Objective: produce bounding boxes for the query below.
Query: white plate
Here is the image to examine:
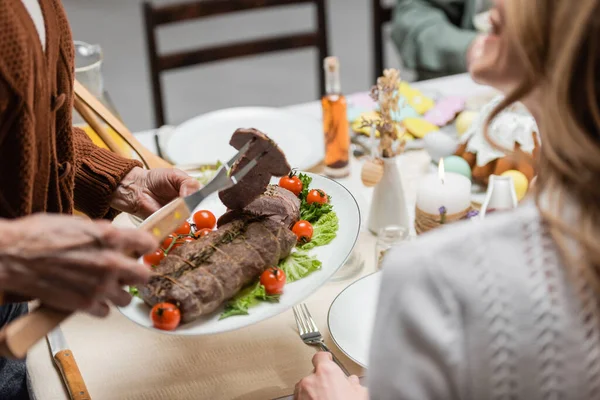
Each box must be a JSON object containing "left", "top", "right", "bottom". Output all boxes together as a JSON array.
[
  {"left": 119, "top": 173, "right": 361, "bottom": 335},
  {"left": 165, "top": 107, "right": 324, "bottom": 170},
  {"left": 328, "top": 272, "right": 381, "bottom": 368}
]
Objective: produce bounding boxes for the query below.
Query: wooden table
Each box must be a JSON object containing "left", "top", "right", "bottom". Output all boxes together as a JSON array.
[{"left": 26, "top": 74, "right": 490, "bottom": 400}]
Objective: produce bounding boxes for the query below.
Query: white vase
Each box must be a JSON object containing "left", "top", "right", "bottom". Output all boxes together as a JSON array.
[{"left": 368, "top": 157, "right": 411, "bottom": 235}]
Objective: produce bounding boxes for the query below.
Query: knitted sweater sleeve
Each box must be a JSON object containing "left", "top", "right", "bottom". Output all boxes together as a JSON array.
[
  {"left": 71, "top": 127, "right": 141, "bottom": 220},
  {"left": 368, "top": 243, "right": 466, "bottom": 400}
]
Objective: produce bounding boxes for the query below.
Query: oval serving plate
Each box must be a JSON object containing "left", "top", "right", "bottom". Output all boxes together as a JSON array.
[{"left": 119, "top": 172, "right": 361, "bottom": 336}]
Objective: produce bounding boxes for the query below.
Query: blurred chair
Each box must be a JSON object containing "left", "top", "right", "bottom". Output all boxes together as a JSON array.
[
  {"left": 372, "top": 0, "right": 393, "bottom": 84},
  {"left": 143, "top": 0, "right": 330, "bottom": 128}
]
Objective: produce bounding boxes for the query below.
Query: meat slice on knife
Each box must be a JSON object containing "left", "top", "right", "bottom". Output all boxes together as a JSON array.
[{"left": 219, "top": 128, "right": 291, "bottom": 210}]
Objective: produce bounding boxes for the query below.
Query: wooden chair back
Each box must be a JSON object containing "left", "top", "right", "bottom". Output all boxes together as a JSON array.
[
  {"left": 143, "top": 0, "right": 330, "bottom": 128},
  {"left": 372, "top": 0, "right": 393, "bottom": 84}
]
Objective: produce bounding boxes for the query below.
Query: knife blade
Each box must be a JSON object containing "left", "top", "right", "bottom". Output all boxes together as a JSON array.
[{"left": 46, "top": 327, "right": 91, "bottom": 400}]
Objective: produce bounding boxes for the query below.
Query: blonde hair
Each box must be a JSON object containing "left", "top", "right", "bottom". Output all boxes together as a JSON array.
[{"left": 484, "top": 0, "right": 600, "bottom": 289}]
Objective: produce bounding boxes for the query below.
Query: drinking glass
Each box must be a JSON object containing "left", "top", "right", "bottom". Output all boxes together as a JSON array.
[{"left": 375, "top": 226, "right": 410, "bottom": 270}]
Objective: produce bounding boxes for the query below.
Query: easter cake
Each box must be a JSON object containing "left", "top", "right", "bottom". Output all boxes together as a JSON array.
[{"left": 455, "top": 96, "right": 540, "bottom": 186}]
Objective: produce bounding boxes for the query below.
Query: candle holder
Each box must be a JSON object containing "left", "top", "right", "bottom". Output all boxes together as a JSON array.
[{"left": 414, "top": 205, "right": 478, "bottom": 235}]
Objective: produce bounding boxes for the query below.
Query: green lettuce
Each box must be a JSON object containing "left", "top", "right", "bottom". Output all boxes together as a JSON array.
[
  {"left": 299, "top": 212, "right": 338, "bottom": 250},
  {"left": 297, "top": 173, "right": 333, "bottom": 222},
  {"left": 279, "top": 250, "right": 322, "bottom": 283},
  {"left": 298, "top": 173, "right": 312, "bottom": 202},
  {"left": 128, "top": 286, "right": 140, "bottom": 298},
  {"left": 220, "top": 282, "right": 280, "bottom": 319}
]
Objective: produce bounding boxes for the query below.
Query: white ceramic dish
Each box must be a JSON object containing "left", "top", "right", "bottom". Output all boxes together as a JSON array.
[
  {"left": 165, "top": 107, "right": 325, "bottom": 171},
  {"left": 119, "top": 172, "right": 361, "bottom": 335},
  {"left": 328, "top": 272, "right": 381, "bottom": 368}
]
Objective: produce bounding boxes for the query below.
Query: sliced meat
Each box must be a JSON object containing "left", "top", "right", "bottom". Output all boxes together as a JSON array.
[
  {"left": 219, "top": 128, "right": 291, "bottom": 210},
  {"left": 218, "top": 185, "right": 300, "bottom": 228},
  {"left": 138, "top": 218, "right": 296, "bottom": 323}
]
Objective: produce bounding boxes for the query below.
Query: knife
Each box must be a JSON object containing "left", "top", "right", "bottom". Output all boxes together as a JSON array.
[{"left": 46, "top": 327, "right": 91, "bottom": 400}]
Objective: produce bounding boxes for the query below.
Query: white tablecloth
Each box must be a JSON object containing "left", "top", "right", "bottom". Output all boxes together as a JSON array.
[{"left": 26, "top": 74, "right": 490, "bottom": 400}]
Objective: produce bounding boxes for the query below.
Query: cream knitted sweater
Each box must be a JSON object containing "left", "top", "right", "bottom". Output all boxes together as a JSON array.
[{"left": 369, "top": 200, "right": 600, "bottom": 399}]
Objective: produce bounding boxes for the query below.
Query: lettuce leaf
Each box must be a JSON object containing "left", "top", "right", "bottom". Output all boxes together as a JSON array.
[
  {"left": 299, "top": 212, "right": 338, "bottom": 250},
  {"left": 297, "top": 173, "right": 333, "bottom": 222},
  {"left": 298, "top": 173, "right": 312, "bottom": 202},
  {"left": 300, "top": 201, "right": 333, "bottom": 223},
  {"left": 220, "top": 282, "right": 280, "bottom": 320},
  {"left": 279, "top": 250, "right": 322, "bottom": 283}
]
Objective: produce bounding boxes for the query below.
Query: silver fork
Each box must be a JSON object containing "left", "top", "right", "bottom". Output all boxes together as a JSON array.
[
  {"left": 181, "top": 138, "right": 261, "bottom": 209},
  {"left": 293, "top": 303, "right": 350, "bottom": 376}
]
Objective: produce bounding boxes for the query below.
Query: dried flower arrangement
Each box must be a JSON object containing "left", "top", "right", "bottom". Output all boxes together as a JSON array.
[
  {"left": 360, "top": 69, "right": 407, "bottom": 158},
  {"left": 360, "top": 69, "right": 407, "bottom": 188}
]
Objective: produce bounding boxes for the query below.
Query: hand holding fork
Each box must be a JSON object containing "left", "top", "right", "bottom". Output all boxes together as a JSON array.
[{"left": 292, "top": 303, "right": 350, "bottom": 376}]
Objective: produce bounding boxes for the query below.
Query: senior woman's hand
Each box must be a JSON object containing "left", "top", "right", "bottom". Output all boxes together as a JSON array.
[
  {"left": 0, "top": 214, "right": 157, "bottom": 317},
  {"left": 295, "top": 352, "right": 368, "bottom": 400},
  {"left": 110, "top": 167, "right": 201, "bottom": 219}
]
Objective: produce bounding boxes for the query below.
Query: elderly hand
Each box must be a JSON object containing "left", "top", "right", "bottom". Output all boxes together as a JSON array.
[
  {"left": 294, "top": 352, "right": 368, "bottom": 400},
  {"left": 110, "top": 167, "right": 201, "bottom": 219},
  {"left": 0, "top": 214, "right": 156, "bottom": 317}
]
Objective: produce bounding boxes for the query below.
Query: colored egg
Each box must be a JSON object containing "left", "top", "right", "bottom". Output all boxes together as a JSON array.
[
  {"left": 501, "top": 170, "right": 529, "bottom": 201},
  {"left": 443, "top": 155, "right": 472, "bottom": 180},
  {"left": 423, "top": 131, "right": 458, "bottom": 163},
  {"left": 455, "top": 111, "right": 479, "bottom": 137},
  {"left": 403, "top": 118, "right": 439, "bottom": 138},
  {"left": 398, "top": 82, "right": 435, "bottom": 114}
]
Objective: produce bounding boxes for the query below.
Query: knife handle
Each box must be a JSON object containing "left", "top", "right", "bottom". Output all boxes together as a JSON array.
[
  {"left": 54, "top": 349, "right": 91, "bottom": 400},
  {"left": 0, "top": 306, "right": 68, "bottom": 359},
  {"left": 138, "top": 197, "right": 191, "bottom": 239}
]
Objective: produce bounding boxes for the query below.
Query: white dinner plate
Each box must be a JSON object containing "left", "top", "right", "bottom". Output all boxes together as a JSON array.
[
  {"left": 119, "top": 172, "right": 361, "bottom": 335},
  {"left": 165, "top": 107, "right": 325, "bottom": 170},
  {"left": 328, "top": 272, "right": 382, "bottom": 368}
]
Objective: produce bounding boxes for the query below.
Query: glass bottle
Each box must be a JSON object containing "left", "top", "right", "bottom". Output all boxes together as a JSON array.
[{"left": 322, "top": 57, "right": 350, "bottom": 178}]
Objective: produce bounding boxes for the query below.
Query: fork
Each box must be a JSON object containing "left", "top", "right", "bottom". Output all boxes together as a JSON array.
[{"left": 293, "top": 303, "right": 350, "bottom": 376}]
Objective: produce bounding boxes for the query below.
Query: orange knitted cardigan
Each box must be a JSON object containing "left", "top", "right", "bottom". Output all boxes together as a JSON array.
[{"left": 0, "top": 0, "right": 141, "bottom": 220}]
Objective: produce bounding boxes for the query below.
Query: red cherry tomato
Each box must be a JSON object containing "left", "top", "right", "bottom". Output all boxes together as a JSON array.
[
  {"left": 173, "top": 221, "right": 191, "bottom": 236},
  {"left": 181, "top": 236, "right": 195, "bottom": 244},
  {"left": 306, "top": 189, "right": 328, "bottom": 205},
  {"left": 161, "top": 235, "right": 175, "bottom": 250},
  {"left": 143, "top": 249, "right": 165, "bottom": 266},
  {"left": 150, "top": 302, "right": 181, "bottom": 331},
  {"left": 260, "top": 267, "right": 286, "bottom": 295},
  {"left": 292, "top": 220, "right": 314, "bottom": 244},
  {"left": 279, "top": 175, "right": 303, "bottom": 196},
  {"left": 193, "top": 210, "right": 216, "bottom": 230},
  {"left": 194, "top": 228, "right": 212, "bottom": 238}
]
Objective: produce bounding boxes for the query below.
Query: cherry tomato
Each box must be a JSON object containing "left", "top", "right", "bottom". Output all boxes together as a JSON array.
[
  {"left": 150, "top": 302, "right": 181, "bottom": 331},
  {"left": 161, "top": 235, "right": 175, "bottom": 250},
  {"left": 143, "top": 249, "right": 165, "bottom": 266},
  {"left": 306, "top": 189, "right": 328, "bottom": 205},
  {"left": 260, "top": 267, "right": 286, "bottom": 295},
  {"left": 292, "top": 220, "right": 314, "bottom": 244},
  {"left": 181, "top": 236, "right": 195, "bottom": 244},
  {"left": 173, "top": 221, "right": 191, "bottom": 236},
  {"left": 279, "top": 174, "right": 303, "bottom": 196},
  {"left": 194, "top": 228, "right": 212, "bottom": 238},
  {"left": 193, "top": 210, "right": 216, "bottom": 230}
]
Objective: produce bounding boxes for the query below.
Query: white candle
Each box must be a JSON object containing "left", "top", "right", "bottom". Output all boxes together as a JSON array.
[{"left": 416, "top": 159, "right": 472, "bottom": 215}]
